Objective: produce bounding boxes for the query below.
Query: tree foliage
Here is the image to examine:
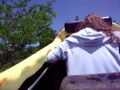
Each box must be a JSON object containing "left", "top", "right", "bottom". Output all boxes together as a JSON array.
[{"left": 0, "top": 0, "right": 56, "bottom": 66}]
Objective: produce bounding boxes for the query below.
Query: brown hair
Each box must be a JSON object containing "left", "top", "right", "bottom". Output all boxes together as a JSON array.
[{"left": 80, "top": 13, "right": 120, "bottom": 42}]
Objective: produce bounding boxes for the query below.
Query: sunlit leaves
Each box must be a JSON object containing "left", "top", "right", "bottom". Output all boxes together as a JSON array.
[{"left": 0, "top": 0, "right": 56, "bottom": 65}]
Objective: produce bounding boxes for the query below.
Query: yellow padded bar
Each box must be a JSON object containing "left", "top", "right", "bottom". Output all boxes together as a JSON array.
[
  {"left": 0, "top": 28, "right": 67, "bottom": 90},
  {"left": 112, "top": 22, "right": 120, "bottom": 31}
]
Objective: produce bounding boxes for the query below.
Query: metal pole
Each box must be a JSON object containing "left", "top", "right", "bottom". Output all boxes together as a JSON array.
[{"left": 27, "top": 67, "right": 48, "bottom": 90}]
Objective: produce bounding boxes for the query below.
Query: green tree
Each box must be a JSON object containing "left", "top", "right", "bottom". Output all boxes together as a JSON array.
[{"left": 0, "top": 0, "right": 56, "bottom": 66}]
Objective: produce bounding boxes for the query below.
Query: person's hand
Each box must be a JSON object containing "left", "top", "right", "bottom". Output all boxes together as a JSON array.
[
  {"left": 50, "top": 28, "right": 68, "bottom": 49},
  {"left": 56, "top": 28, "right": 68, "bottom": 42}
]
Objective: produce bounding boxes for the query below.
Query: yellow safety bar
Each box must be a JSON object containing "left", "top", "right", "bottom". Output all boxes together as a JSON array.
[
  {"left": 0, "top": 21, "right": 120, "bottom": 90},
  {"left": 0, "top": 28, "right": 67, "bottom": 90}
]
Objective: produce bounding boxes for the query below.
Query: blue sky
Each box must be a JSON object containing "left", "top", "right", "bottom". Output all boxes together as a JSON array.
[{"left": 30, "top": 0, "right": 120, "bottom": 31}]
